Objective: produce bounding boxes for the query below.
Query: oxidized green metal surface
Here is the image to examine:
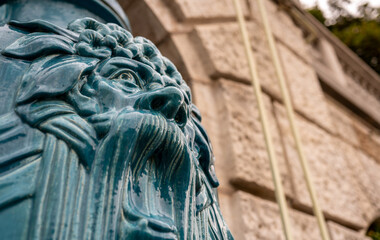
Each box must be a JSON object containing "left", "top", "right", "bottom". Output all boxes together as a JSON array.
[{"left": 0, "top": 1, "right": 233, "bottom": 239}]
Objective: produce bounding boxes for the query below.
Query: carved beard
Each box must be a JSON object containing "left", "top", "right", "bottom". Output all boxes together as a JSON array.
[
  {"left": 84, "top": 111, "right": 196, "bottom": 240},
  {"left": 15, "top": 96, "right": 199, "bottom": 240}
]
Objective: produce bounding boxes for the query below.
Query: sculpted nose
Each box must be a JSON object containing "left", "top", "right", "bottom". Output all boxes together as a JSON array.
[{"left": 139, "top": 87, "right": 188, "bottom": 126}]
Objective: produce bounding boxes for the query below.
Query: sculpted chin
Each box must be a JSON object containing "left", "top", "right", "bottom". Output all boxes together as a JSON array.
[{"left": 0, "top": 18, "right": 233, "bottom": 240}]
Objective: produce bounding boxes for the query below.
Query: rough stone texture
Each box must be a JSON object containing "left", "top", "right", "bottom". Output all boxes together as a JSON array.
[
  {"left": 274, "top": 103, "right": 371, "bottom": 228},
  {"left": 192, "top": 23, "right": 333, "bottom": 132},
  {"left": 191, "top": 22, "right": 281, "bottom": 98},
  {"left": 345, "top": 74, "right": 380, "bottom": 125},
  {"left": 278, "top": 44, "right": 334, "bottom": 132},
  {"left": 122, "top": 0, "right": 380, "bottom": 237},
  {"left": 326, "top": 98, "right": 380, "bottom": 216},
  {"left": 353, "top": 117, "right": 380, "bottom": 164},
  {"left": 217, "top": 79, "right": 293, "bottom": 198},
  {"left": 190, "top": 80, "right": 235, "bottom": 193},
  {"left": 117, "top": 0, "right": 135, "bottom": 10},
  {"left": 123, "top": 0, "right": 195, "bottom": 43},
  {"left": 155, "top": 34, "right": 207, "bottom": 85},
  {"left": 353, "top": 149, "right": 380, "bottom": 211},
  {"left": 357, "top": 152, "right": 380, "bottom": 209},
  {"left": 336, "top": 140, "right": 380, "bottom": 222},
  {"left": 248, "top": 0, "right": 310, "bottom": 59},
  {"left": 327, "top": 98, "right": 360, "bottom": 146},
  {"left": 230, "top": 191, "right": 320, "bottom": 240},
  {"left": 328, "top": 222, "right": 372, "bottom": 240},
  {"left": 167, "top": 0, "right": 248, "bottom": 21},
  {"left": 167, "top": 34, "right": 211, "bottom": 82},
  {"left": 123, "top": 0, "right": 168, "bottom": 43},
  {"left": 217, "top": 191, "right": 236, "bottom": 236}
]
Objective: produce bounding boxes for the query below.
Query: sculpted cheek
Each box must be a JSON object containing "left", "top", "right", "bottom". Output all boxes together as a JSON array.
[
  {"left": 67, "top": 83, "right": 100, "bottom": 117},
  {"left": 92, "top": 78, "right": 137, "bottom": 112}
]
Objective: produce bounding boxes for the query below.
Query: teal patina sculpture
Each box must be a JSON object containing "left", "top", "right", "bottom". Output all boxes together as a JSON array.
[{"left": 0, "top": 1, "right": 233, "bottom": 240}]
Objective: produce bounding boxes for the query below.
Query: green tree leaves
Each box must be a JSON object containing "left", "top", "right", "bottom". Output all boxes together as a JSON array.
[{"left": 308, "top": 1, "right": 380, "bottom": 74}]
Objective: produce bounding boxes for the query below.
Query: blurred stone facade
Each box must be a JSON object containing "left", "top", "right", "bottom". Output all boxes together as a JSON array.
[{"left": 119, "top": 0, "right": 380, "bottom": 239}]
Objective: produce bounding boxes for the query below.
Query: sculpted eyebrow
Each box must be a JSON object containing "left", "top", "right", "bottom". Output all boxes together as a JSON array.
[
  {"left": 98, "top": 61, "right": 136, "bottom": 76},
  {"left": 99, "top": 59, "right": 156, "bottom": 80}
]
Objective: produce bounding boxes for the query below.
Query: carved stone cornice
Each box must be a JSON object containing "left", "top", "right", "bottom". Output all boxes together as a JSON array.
[{"left": 279, "top": 0, "right": 380, "bottom": 128}]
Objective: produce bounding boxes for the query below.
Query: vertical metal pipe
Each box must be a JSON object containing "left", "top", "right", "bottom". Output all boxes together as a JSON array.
[
  {"left": 255, "top": 0, "right": 331, "bottom": 239},
  {"left": 231, "top": 0, "right": 294, "bottom": 239}
]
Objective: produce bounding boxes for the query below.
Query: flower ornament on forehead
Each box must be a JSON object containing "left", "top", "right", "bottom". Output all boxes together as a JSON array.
[{"left": 1, "top": 17, "right": 233, "bottom": 240}]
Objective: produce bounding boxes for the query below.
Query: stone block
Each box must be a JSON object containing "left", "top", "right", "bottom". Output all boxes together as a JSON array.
[
  {"left": 168, "top": 34, "right": 211, "bottom": 82},
  {"left": 217, "top": 191, "right": 235, "bottom": 234},
  {"left": 336, "top": 140, "right": 379, "bottom": 221},
  {"left": 353, "top": 147, "right": 380, "bottom": 210},
  {"left": 145, "top": 0, "right": 193, "bottom": 35},
  {"left": 192, "top": 22, "right": 332, "bottom": 131},
  {"left": 230, "top": 191, "right": 320, "bottom": 240},
  {"left": 328, "top": 222, "right": 372, "bottom": 240},
  {"left": 249, "top": 0, "right": 310, "bottom": 59},
  {"left": 156, "top": 34, "right": 197, "bottom": 84},
  {"left": 217, "top": 79, "right": 293, "bottom": 197},
  {"left": 353, "top": 119, "right": 380, "bottom": 164},
  {"left": 327, "top": 98, "right": 359, "bottom": 146},
  {"left": 117, "top": 0, "right": 135, "bottom": 9},
  {"left": 278, "top": 44, "right": 333, "bottom": 131},
  {"left": 124, "top": 0, "right": 167, "bottom": 43},
  {"left": 274, "top": 103, "right": 371, "bottom": 228},
  {"left": 168, "top": 0, "right": 248, "bottom": 21},
  {"left": 124, "top": 0, "right": 193, "bottom": 43},
  {"left": 190, "top": 80, "right": 234, "bottom": 192},
  {"left": 191, "top": 22, "right": 281, "bottom": 98}
]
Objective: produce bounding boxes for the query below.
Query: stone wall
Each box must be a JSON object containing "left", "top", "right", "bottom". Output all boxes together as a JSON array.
[{"left": 120, "top": 0, "right": 380, "bottom": 239}]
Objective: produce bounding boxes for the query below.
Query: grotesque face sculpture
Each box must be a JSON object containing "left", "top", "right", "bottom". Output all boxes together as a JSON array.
[{"left": 0, "top": 18, "right": 233, "bottom": 239}]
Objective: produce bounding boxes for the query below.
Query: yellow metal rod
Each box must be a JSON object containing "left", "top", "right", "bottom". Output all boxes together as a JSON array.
[
  {"left": 255, "top": 0, "right": 331, "bottom": 239},
  {"left": 231, "top": 0, "right": 294, "bottom": 239}
]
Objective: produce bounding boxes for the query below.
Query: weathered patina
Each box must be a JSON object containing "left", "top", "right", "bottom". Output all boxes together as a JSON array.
[{"left": 0, "top": 1, "right": 233, "bottom": 240}]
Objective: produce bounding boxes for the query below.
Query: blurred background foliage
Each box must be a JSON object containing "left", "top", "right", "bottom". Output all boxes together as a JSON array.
[
  {"left": 367, "top": 217, "right": 380, "bottom": 240},
  {"left": 307, "top": 0, "right": 380, "bottom": 75}
]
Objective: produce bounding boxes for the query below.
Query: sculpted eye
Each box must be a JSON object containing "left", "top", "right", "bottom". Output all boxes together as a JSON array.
[
  {"left": 109, "top": 70, "right": 142, "bottom": 88},
  {"left": 118, "top": 72, "right": 133, "bottom": 80}
]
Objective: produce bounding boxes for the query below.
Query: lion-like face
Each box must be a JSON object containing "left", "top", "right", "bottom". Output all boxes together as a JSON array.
[
  {"left": 81, "top": 56, "right": 191, "bottom": 131},
  {"left": 1, "top": 18, "right": 228, "bottom": 240},
  {"left": 84, "top": 57, "right": 199, "bottom": 239}
]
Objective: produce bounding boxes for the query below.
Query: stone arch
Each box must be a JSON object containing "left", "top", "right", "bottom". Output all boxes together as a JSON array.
[{"left": 119, "top": 1, "right": 197, "bottom": 86}]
